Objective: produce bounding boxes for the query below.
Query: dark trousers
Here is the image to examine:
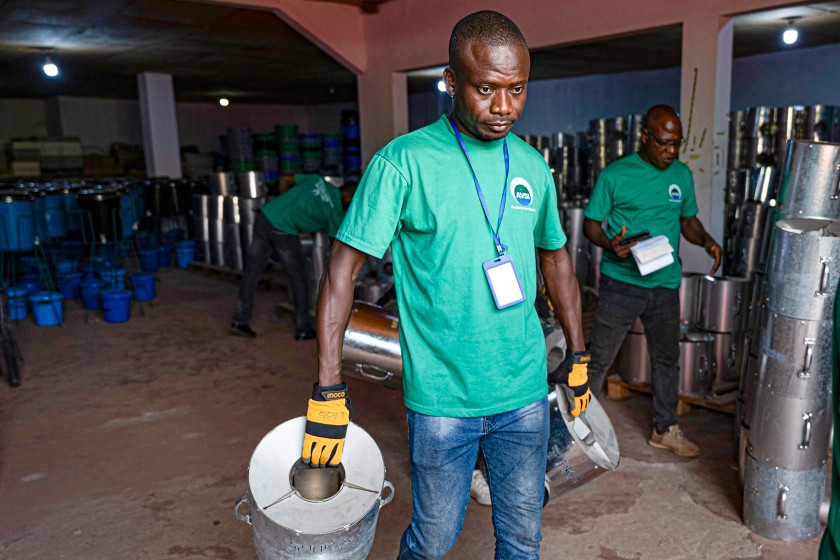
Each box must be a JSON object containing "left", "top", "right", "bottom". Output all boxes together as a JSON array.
[
  {"left": 588, "top": 275, "right": 681, "bottom": 433},
  {"left": 233, "top": 212, "right": 312, "bottom": 332}
]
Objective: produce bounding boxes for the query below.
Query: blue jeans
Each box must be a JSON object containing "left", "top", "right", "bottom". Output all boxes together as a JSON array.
[
  {"left": 588, "top": 274, "right": 681, "bottom": 433},
  {"left": 398, "top": 397, "right": 549, "bottom": 560}
]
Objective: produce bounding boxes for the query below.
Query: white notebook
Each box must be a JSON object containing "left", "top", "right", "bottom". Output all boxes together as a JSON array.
[{"left": 630, "top": 235, "right": 674, "bottom": 276}]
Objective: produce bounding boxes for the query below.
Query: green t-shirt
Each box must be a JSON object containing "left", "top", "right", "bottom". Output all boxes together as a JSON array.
[
  {"left": 260, "top": 175, "right": 344, "bottom": 236},
  {"left": 337, "top": 114, "right": 566, "bottom": 417},
  {"left": 583, "top": 152, "right": 698, "bottom": 289}
]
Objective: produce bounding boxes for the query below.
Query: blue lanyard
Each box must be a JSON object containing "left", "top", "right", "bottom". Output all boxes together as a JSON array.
[{"left": 449, "top": 114, "right": 510, "bottom": 257}]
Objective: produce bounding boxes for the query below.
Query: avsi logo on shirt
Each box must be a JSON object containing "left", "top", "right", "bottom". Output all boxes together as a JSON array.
[
  {"left": 510, "top": 178, "right": 533, "bottom": 206},
  {"left": 668, "top": 184, "right": 682, "bottom": 202}
]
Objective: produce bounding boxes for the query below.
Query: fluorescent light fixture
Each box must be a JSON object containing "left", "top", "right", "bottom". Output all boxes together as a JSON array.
[
  {"left": 42, "top": 56, "right": 59, "bottom": 78},
  {"left": 437, "top": 80, "right": 446, "bottom": 93},
  {"left": 219, "top": 98, "right": 230, "bottom": 107},
  {"left": 782, "top": 19, "right": 799, "bottom": 45}
]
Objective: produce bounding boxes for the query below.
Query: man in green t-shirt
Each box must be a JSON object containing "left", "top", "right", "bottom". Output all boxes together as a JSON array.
[
  {"left": 297, "top": 11, "right": 589, "bottom": 559},
  {"left": 230, "top": 175, "right": 352, "bottom": 340},
  {"left": 583, "top": 105, "right": 721, "bottom": 458}
]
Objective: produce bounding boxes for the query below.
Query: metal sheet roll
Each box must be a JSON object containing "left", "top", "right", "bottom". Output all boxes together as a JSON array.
[
  {"left": 237, "top": 172, "right": 267, "bottom": 199},
  {"left": 679, "top": 272, "right": 703, "bottom": 331},
  {"left": 775, "top": 140, "right": 840, "bottom": 220},
  {"left": 765, "top": 219, "right": 840, "bottom": 321},
  {"left": 679, "top": 332, "right": 714, "bottom": 396},
  {"left": 697, "top": 276, "right": 751, "bottom": 333},
  {"left": 743, "top": 452, "right": 825, "bottom": 541},
  {"left": 757, "top": 312, "right": 832, "bottom": 401},
  {"left": 747, "top": 390, "right": 831, "bottom": 471}
]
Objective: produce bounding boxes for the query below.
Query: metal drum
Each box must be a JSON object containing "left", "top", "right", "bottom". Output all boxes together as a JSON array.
[
  {"left": 697, "top": 276, "right": 751, "bottom": 333},
  {"left": 211, "top": 172, "right": 236, "bottom": 196},
  {"left": 545, "top": 389, "right": 619, "bottom": 505},
  {"left": 709, "top": 332, "right": 743, "bottom": 391},
  {"left": 618, "top": 332, "right": 649, "bottom": 385},
  {"left": 748, "top": 166, "right": 779, "bottom": 203},
  {"left": 776, "top": 141, "right": 840, "bottom": 220},
  {"left": 679, "top": 273, "right": 703, "bottom": 331},
  {"left": 679, "top": 332, "right": 714, "bottom": 396},
  {"left": 341, "top": 301, "right": 402, "bottom": 389},
  {"left": 237, "top": 171, "right": 267, "bottom": 199},
  {"left": 765, "top": 219, "right": 840, "bottom": 321},
  {"left": 757, "top": 312, "right": 833, "bottom": 401},
  {"left": 743, "top": 451, "right": 825, "bottom": 541},
  {"left": 234, "top": 417, "right": 394, "bottom": 559},
  {"left": 747, "top": 389, "right": 831, "bottom": 471}
]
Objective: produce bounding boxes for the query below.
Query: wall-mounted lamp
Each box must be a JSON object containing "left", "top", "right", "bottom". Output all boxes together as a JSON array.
[
  {"left": 219, "top": 98, "right": 230, "bottom": 107},
  {"left": 42, "top": 56, "right": 59, "bottom": 78},
  {"left": 782, "top": 19, "right": 799, "bottom": 45}
]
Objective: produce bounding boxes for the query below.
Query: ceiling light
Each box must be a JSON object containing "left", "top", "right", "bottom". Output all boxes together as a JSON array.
[
  {"left": 782, "top": 19, "right": 799, "bottom": 45},
  {"left": 42, "top": 56, "right": 59, "bottom": 78},
  {"left": 437, "top": 80, "right": 446, "bottom": 93},
  {"left": 219, "top": 98, "right": 229, "bottom": 107}
]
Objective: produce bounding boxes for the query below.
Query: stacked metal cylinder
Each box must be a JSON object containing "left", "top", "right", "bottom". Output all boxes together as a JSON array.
[
  {"left": 557, "top": 200, "right": 601, "bottom": 296},
  {"left": 740, "top": 138, "right": 840, "bottom": 541},
  {"left": 585, "top": 114, "right": 643, "bottom": 187},
  {"left": 197, "top": 171, "right": 265, "bottom": 270}
]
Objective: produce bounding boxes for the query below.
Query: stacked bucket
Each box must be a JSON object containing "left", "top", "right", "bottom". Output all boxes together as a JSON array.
[
  {"left": 741, "top": 139, "right": 840, "bottom": 541},
  {"left": 276, "top": 125, "right": 301, "bottom": 177},
  {"left": 254, "top": 134, "right": 279, "bottom": 191},
  {"left": 322, "top": 133, "right": 343, "bottom": 175},
  {"left": 299, "top": 133, "right": 322, "bottom": 174},
  {"left": 226, "top": 126, "right": 255, "bottom": 174},
  {"left": 341, "top": 110, "right": 362, "bottom": 179}
]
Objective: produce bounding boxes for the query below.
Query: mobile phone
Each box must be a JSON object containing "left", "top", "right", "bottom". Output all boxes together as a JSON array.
[{"left": 619, "top": 230, "right": 650, "bottom": 245}]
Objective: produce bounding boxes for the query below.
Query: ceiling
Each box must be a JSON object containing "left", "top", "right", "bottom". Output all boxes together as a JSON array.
[{"left": 1, "top": 1, "right": 840, "bottom": 103}]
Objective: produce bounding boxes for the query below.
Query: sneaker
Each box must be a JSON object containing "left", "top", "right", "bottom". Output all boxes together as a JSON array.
[
  {"left": 470, "top": 469, "right": 492, "bottom": 506},
  {"left": 295, "top": 328, "right": 316, "bottom": 341},
  {"left": 648, "top": 425, "right": 700, "bottom": 458},
  {"left": 229, "top": 323, "right": 257, "bottom": 338}
]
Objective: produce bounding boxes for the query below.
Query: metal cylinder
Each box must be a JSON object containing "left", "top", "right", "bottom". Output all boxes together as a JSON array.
[
  {"left": 697, "top": 276, "right": 751, "bottom": 333},
  {"left": 679, "top": 273, "right": 703, "bottom": 331},
  {"left": 678, "top": 332, "right": 714, "bottom": 396},
  {"left": 559, "top": 203, "right": 589, "bottom": 289},
  {"left": 237, "top": 171, "right": 267, "bottom": 199},
  {"left": 776, "top": 140, "right": 840, "bottom": 220},
  {"left": 748, "top": 166, "right": 780, "bottom": 204},
  {"left": 223, "top": 196, "right": 243, "bottom": 270},
  {"left": 341, "top": 302, "right": 402, "bottom": 388},
  {"left": 211, "top": 172, "right": 236, "bottom": 196},
  {"left": 708, "top": 332, "right": 744, "bottom": 391},
  {"left": 618, "top": 332, "right": 649, "bottom": 385},
  {"left": 765, "top": 219, "right": 840, "bottom": 322},
  {"left": 743, "top": 451, "right": 825, "bottom": 541}
]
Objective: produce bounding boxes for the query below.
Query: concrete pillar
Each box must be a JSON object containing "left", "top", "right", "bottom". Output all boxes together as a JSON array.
[
  {"left": 357, "top": 69, "right": 411, "bottom": 162},
  {"left": 137, "top": 72, "right": 182, "bottom": 179},
  {"left": 678, "top": 15, "right": 733, "bottom": 274}
]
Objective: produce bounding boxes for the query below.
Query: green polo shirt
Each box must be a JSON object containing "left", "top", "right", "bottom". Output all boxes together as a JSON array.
[
  {"left": 260, "top": 175, "right": 344, "bottom": 236},
  {"left": 337, "top": 114, "right": 566, "bottom": 417},
  {"left": 584, "top": 152, "right": 698, "bottom": 289}
]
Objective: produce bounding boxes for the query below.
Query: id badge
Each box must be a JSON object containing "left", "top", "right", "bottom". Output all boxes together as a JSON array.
[{"left": 482, "top": 254, "right": 526, "bottom": 310}]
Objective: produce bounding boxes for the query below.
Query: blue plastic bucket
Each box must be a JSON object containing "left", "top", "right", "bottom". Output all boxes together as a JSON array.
[
  {"left": 17, "top": 280, "right": 43, "bottom": 302},
  {"left": 81, "top": 279, "right": 106, "bottom": 310},
  {"left": 55, "top": 260, "right": 78, "bottom": 275},
  {"left": 130, "top": 273, "right": 156, "bottom": 301},
  {"left": 59, "top": 271, "right": 83, "bottom": 299},
  {"left": 175, "top": 240, "right": 195, "bottom": 269},
  {"left": 29, "top": 291, "right": 63, "bottom": 326},
  {"left": 102, "top": 289, "right": 131, "bottom": 323},
  {"left": 0, "top": 195, "right": 36, "bottom": 251},
  {"left": 7, "top": 287, "right": 29, "bottom": 320},
  {"left": 139, "top": 249, "right": 159, "bottom": 272},
  {"left": 157, "top": 246, "right": 172, "bottom": 268},
  {"left": 81, "top": 263, "right": 98, "bottom": 280},
  {"left": 101, "top": 267, "right": 126, "bottom": 290}
]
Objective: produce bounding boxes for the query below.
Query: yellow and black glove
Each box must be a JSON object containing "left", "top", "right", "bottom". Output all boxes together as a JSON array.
[
  {"left": 302, "top": 383, "right": 353, "bottom": 467},
  {"left": 548, "top": 351, "right": 591, "bottom": 417}
]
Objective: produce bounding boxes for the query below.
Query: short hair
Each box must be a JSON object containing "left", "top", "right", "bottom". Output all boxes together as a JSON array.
[
  {"left": 448, "top": 11, "right": 527, "bottom": 72},
  {"left": 643, "top": 104, "right": 680, "bottom": 129}
]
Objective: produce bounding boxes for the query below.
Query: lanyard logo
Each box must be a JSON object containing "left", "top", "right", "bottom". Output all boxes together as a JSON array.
[{"left": 510, "top": 177, "right": 533, "bottom": 207}]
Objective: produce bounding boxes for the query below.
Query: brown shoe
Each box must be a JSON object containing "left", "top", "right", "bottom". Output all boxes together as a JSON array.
[{"left": 648, "top": 425, "right": 700, "bottom": 458}]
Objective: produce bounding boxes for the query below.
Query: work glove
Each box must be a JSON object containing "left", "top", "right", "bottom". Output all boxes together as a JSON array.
[
  {"left": 548, "top": 350, "right": 592, "bottom": 418},
  {"left": 301, "top": 383, "right": 353, "bottom": 467}
]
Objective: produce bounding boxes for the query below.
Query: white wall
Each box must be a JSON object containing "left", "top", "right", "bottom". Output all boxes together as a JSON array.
[
  {"left": 0, "top": 99, "right": 48, "bottom": 143},
  {"left": 56, "top": 97, "right": 143, "bottom": 154}
]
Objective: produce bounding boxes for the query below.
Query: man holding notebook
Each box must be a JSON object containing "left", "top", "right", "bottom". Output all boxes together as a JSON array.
[{"left": 582, "top": 104, "right": 721, "bottom": 458}]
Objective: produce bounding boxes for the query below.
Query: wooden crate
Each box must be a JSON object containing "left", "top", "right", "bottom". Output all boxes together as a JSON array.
[{"left": 606, "top": 374, "right": 737, "bottom": 416}]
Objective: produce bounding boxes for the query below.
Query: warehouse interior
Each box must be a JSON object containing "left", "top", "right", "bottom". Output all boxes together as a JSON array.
[{"left": 2, "top": 0, "right": 840, "bottom": 558}]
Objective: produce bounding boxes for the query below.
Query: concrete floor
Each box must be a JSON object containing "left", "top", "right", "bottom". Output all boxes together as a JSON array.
[{"left": 0, "top": 268, "right": 824, "bottom": 559}]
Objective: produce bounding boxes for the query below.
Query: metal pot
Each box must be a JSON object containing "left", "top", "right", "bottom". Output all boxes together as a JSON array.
[
  {"left": 776, "top": 140, "right": 840, "bottom": 220},
  {"left": 679, "top": 332, "right": 714, "bottom": 396},
  {"left": 545, "top": 388, "right": 619, "bottom": 505},
  {"left": 679, "top": 273, "right": 703, "bottom": 330},
  {"left": 708, "top": 332, "right": 744, "bottom": 392},
  {"left": 618, "top": 332, "right": 649, "bottom": 385},
  {"left": 743, "top": 451, "right": 825, "bottom": 542},
  {"left": 697, "top": 276, "right": 751, "bottom": 333},
  {"left": 747, "top": 389, "right": 831, "bottom": 471},
  {"left": 341, "top": 301, "right": 402, "bottom": 389},
  {"left": 235, "top": 417, "right": 393, "bottom": 559},
  {"left": 757, "top": 312, "right": 833, "bottom": 401},
  {"left": 765, "top": 219, "right": 840, "bottom": 322}
]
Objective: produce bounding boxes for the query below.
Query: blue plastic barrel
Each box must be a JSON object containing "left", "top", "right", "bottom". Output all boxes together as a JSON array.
[
  {"left": 139, "top": 249, "right": 159, "bottom": 272},
  {"left": 59, "top": 271, "right": 83, "bottom": 299},
  {"left": 175, "top": 240, "right": 195, "bottom": 269},
  {"left": 157, "top": 246, "right": 172, "bottom": 268},
  {"left": 130, "top": 273, "right": 156, "bottom": 301},
  {"left": 7, "top": 287, "right": 29, "bottom": 320},
  {"left": 0, "top": 191, "right": 36, "bottom": 251},
  {"left": 29, "top": 291, "right": 63, "bottom": 326},
  {"left": 120, "top": 189, "right": 135, "bottom": 239},
  {"left": 63, "top": 188, "right": 82, "bottom": 232},
  {"left": 102, "top": 289, "right": 131, "bottom": 323},
  {"left": 44, "top": 191, "right": 67, "bottom": 238},
  {"left": 81, "top": 279, "right": 106, "bottom": 310},
  {"left": 55, "top": 260, "right": 77, "bottom": 275}
]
